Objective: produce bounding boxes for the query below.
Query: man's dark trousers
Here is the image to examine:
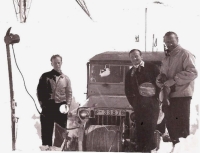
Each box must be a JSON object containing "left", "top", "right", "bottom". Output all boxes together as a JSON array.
[
  {"left": 165, "top": 97, "right": 191, "bottom": 145},
  {"left": 135, "top": 97, "right": 159, "bottom": 152},
  {"left": 40, "top": 101, "right": 67, "bottom": 146}
]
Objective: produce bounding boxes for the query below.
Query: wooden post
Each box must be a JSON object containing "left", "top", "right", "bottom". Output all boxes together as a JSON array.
[
  {"left": 6, "top": 43, "right": 16, "bottom": 151},
  {"left": 4, "top": 27, "right": 19, "bottom": 151}
]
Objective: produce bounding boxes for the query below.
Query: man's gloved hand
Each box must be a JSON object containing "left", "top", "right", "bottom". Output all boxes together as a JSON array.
[
  {"left": 156, "top": 75, "right": 163, "bottom": 88},
  {"left": 164, "top": 79, "right": 175, "bottom": 87},
  {"left": 156, "top": 73, "right": 167, "bottom": 88}
]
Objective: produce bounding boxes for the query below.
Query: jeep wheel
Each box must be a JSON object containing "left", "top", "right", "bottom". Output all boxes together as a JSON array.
[{"left": 85, "top": 125, "right": 122, "bottom": 152}]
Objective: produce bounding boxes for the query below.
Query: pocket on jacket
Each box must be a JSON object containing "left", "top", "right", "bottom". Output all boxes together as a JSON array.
[{"left": 59, "top": 88, "right": 66, "bottom": 95}]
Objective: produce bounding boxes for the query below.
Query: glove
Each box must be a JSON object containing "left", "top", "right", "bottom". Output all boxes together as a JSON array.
[
  {"left": 156, "top": 73, "right": 167, "bottom": 88},
  {"left": 164, "top": 79, "right": 175, "bottom": 87}
]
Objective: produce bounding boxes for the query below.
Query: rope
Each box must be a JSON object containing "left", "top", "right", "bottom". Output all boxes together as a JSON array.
[{"left": 11, "top": 45, "right": 43, "bottom": 116}]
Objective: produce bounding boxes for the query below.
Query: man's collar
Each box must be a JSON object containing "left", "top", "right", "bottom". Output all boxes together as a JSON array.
[
  {"left": 131, "top": 61, "right": 144, "bottom": 76},
  {"left": 133, "top": 61, "right": 144, "bottom": 68},
  {"left": 51, "top": 69, "right": 62, "bottom": 76},
  {"left": 167, "top": 45, "right": 181, "bottom": 56}
]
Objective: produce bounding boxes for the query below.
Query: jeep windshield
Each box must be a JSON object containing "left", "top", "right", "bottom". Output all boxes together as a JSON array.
[{"left": 90, "top": 64, "right": 131, "bottom": 83}]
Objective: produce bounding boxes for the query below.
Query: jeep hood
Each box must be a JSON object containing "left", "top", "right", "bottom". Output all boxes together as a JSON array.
[{"left": 82, "top": 95, "right": 132, "bottom": 109}]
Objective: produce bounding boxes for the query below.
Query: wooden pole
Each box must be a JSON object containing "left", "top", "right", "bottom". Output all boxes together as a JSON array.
[
  {"left": 6, "top": 44, "right": 16, "bottom": 151},
  {"left": 5, "top": 27, "right": 16, "bottom": 151}
]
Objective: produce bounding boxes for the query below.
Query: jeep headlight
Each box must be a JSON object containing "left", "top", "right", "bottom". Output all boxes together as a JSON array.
[
  {"left": 79, "top": 110, "right": 89, "bottom": 119},
  {"left": 130, "top": 112, "right": 135, "bottom": 122}
]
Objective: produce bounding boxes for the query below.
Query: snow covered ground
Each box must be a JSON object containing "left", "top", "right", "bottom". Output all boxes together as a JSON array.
[{"left": 0, "top": 101, "right": 198, "bottom": 152}]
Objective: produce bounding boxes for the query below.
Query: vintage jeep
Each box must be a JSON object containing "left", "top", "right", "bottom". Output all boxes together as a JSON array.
[{"left": 77, "top": 51, "right": 165, "bottom": 152}]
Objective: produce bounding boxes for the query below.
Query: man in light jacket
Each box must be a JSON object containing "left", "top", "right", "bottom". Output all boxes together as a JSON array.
[
  {"left": 37, "top": 54, "right": 72, "bottom": 147},
  {"left": 156, "top": 31, "right": 198, "bottom": 146}
]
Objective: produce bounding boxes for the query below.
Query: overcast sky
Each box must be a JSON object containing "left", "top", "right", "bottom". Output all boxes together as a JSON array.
[
  {"left": 0, "top": 0, "right": 199, "bottom": 104},
  {"left": 0, "top": 0, "right": 200, "bottom": 151}
]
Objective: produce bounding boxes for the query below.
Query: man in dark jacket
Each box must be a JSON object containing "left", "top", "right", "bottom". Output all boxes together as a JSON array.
[
  {"left": 125, "top": 49, "right": 160, "bottom": 152},
  {"left": 37, "top": 54, "right": 72, "bottom": 147}
]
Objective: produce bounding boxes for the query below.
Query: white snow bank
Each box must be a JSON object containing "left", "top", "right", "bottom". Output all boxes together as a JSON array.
[{"left": 172, "top": 129, "right": 200, "bottom": 153}]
